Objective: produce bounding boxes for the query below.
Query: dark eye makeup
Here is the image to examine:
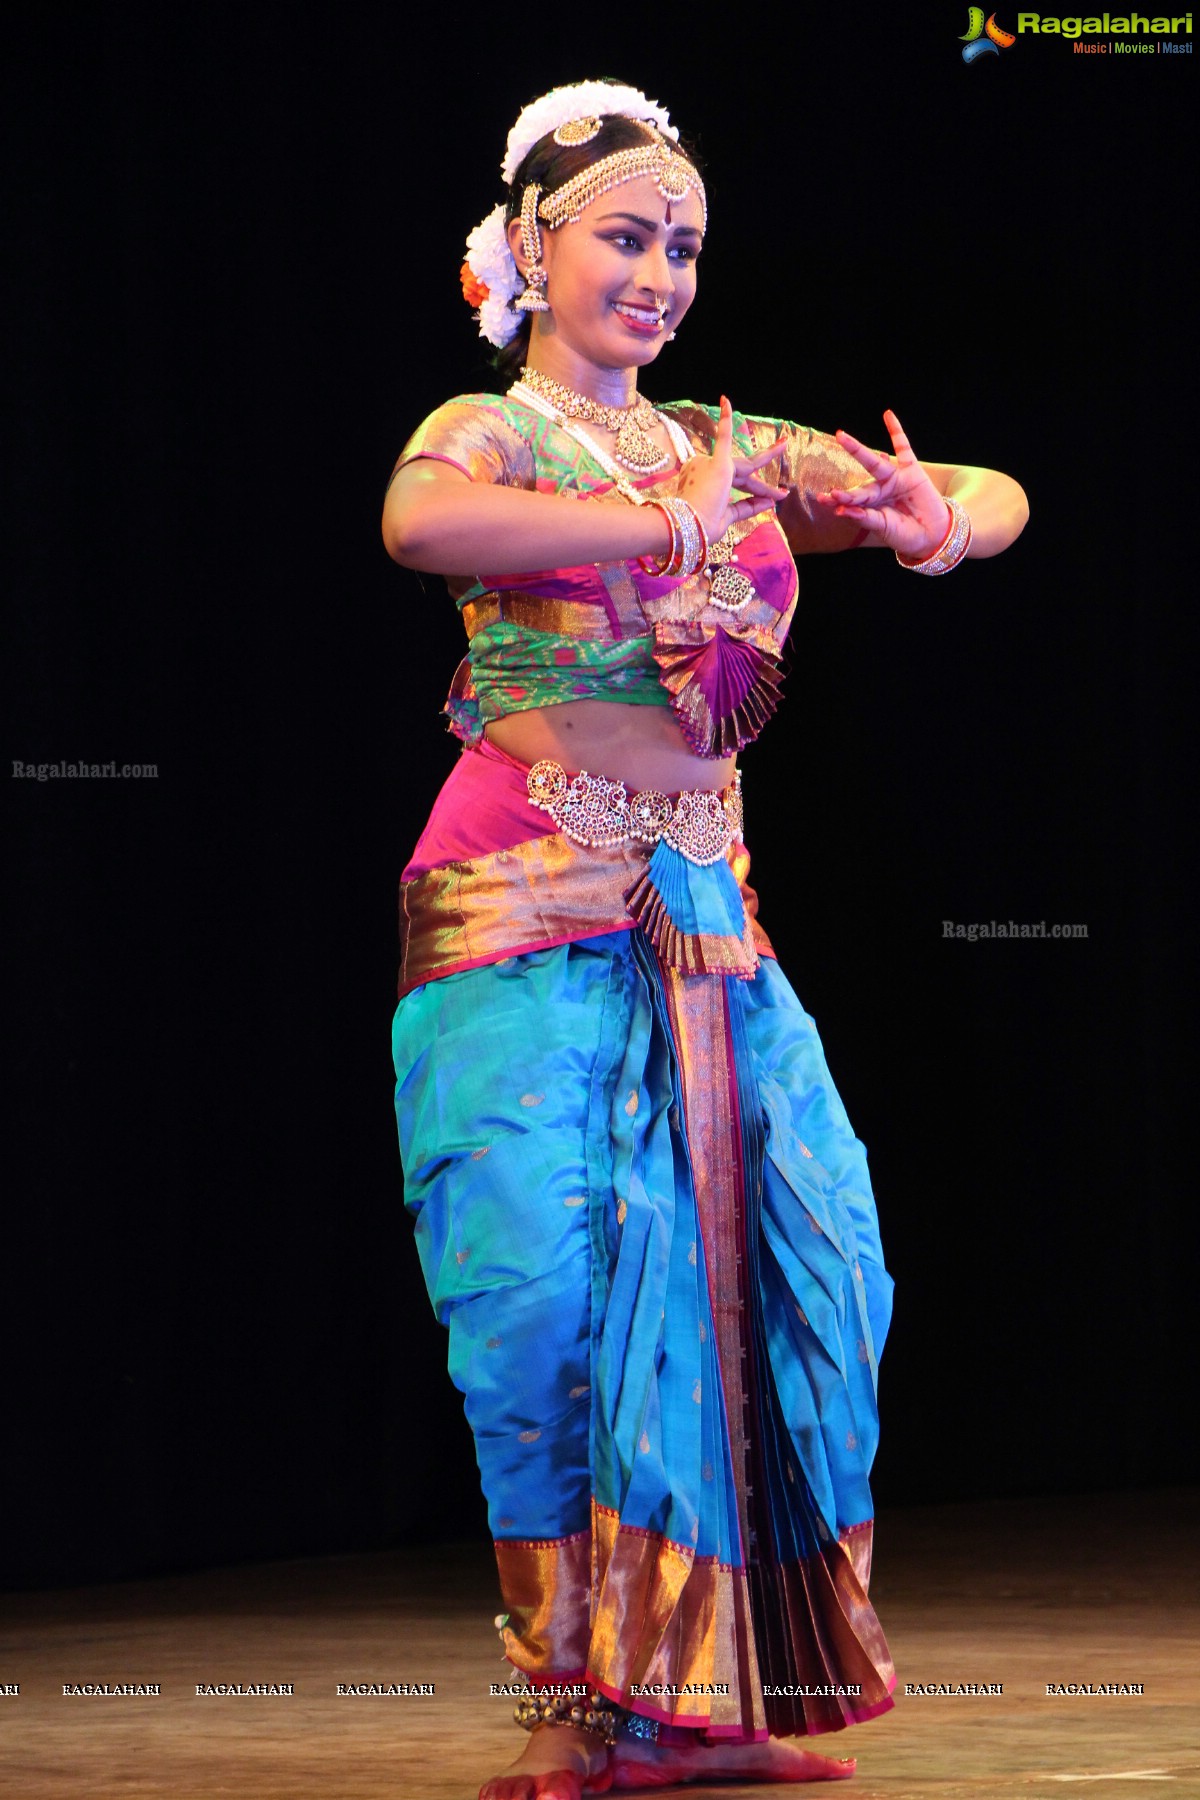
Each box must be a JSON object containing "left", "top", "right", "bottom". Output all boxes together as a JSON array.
[{"left": 602, "top": 232, "right": 700, "bottom": 260}]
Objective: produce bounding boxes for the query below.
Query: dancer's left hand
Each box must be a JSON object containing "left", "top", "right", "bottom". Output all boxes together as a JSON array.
[{"left": 816, "top": 409, "right": 953, "bottom": 559}]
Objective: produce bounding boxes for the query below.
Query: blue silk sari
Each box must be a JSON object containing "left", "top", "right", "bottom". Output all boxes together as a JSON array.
[{"left": 391, "top": 748, "right": 896, "bottom": 1742}]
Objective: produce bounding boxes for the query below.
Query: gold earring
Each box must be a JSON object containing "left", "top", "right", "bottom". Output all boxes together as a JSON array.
[{"left": 514, "top": 183, "right": 550, "bottom": 313}]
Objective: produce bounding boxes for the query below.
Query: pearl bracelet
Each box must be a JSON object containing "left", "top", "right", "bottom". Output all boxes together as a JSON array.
[{"left": 895, "top": 496, "right": 972, "bottom": 575}]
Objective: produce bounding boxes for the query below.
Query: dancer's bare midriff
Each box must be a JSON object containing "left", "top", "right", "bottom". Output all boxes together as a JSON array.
[{"left": 484, "top": 700, "right": 735, "bottom": 797}]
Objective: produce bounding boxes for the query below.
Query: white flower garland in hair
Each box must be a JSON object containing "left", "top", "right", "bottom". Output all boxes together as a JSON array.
[
  {"left": 463, "top": 204, "right": 525, "bottom": 347},
  {"left": 500, "top": 81, "right": 677, "bottom": 185},
  {"left": 461, "top": 81, "right": 680, "bottom": 349}
]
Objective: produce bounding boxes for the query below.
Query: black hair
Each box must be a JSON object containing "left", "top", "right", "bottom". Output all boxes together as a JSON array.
[{"left": 487, "top": 91, "right": 704, "bottom": 387}]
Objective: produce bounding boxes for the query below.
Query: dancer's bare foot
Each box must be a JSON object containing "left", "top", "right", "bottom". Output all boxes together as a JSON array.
[
  {"left": 610, "top": 1733, "right": 855, "bottom": 1788},
  {"left": 478, "top": 1722, "right": 612, "bottom": 1800}
]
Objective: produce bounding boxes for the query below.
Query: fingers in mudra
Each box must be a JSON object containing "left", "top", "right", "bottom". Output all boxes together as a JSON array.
[
  {"left": 738, "top": 473, "right": 788, "bottom": 500},
  {"left": 839, "top": 409, "right": 914, "bottom": 465},
  {"left": 819, "top": 482, "right": 889, "bottom": 511},
  {"left": 814, "top": 482, "right": 895, "bottom": 526},
  {"left": 681, "top": 398, "right": 789, "bottom": 536},
  {"left": 741, "top": 437, "right": 789, "bottom": 474},
  {"left": 717, "top": 396, "right": 788, "bottom": 485},
  {"left": 819, "top": 498, "right": 888, "bottom": 534},
  {"left": 881, "top": 407, "right": 917, "bottom": 458},
  {"left": 736, "top": 476, "right": 787, "bottom": 498},
  {"left": 835, "top": 409, "right": 922, "bottom": 491},
  {"left": 833, "top": 426, "right": 895, "bottom": 479},
  {"left": 822, "top": 410, "right": 925, "bottom": 516}
]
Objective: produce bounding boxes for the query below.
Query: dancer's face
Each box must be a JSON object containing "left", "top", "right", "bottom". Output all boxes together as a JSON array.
[{"left": 511, "top": 173, "right": 704, "bottom": 378}]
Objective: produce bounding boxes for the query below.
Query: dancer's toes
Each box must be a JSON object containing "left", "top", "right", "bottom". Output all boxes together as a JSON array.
[
  {"left": 532, "top": 1776, "right": 584, "bottom": 1800},
  {"left": 610, "top": 1734, "right": 856, "bottom": 1787},
  {"left": 478, "top": 1775, "right": 584, "bottom": 1800},
  {"left": 478, "top": 1723, "right": 609, "bottom": 1800},
  {"left": 763, "top": 1743, "right": 856, "bottom": 1782}
]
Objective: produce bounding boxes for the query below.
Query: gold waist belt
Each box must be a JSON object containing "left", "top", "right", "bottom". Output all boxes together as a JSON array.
[{"left": 526, "top": 759, "right": 743, "bottom": 867}]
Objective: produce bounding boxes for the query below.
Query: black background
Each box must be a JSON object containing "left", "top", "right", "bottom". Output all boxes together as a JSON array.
[{"left": 5, "top": 6, "right": 1194, "bottom": 1590}]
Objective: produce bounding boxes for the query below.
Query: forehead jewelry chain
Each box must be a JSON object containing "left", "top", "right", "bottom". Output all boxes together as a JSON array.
[{"left": 517, "top": 366, "right": 670, "bottom": 474}]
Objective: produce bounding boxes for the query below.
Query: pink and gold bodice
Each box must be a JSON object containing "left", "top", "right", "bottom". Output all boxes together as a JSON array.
[{"left": 389, "top": 394, "right": 867, "bottom": 757}]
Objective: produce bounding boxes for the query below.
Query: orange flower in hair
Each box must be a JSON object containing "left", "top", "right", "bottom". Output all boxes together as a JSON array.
[{"left": 460, "top": 261, "right": 490, "bottom": 308}]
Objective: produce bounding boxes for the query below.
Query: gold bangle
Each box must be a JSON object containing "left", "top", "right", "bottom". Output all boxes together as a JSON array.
[
  {"left": 896, "top": 497, "right": 972, "bottom": 575},
  {"left": 638, "top": 500, "right": 678, "bottom": 576},
  {"left": 635, "top": 498, "right": 708, "bottom": 580},
  {"left": 692, "top": 507, "right": 710, "bottom": 573},
  {"left": 661, "top": 497, "right": 705, "bottom": 577}
]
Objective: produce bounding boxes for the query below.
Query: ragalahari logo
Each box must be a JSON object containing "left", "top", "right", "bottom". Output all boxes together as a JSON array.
[{"left": 961, "top": 8, "right": 1017, "bottom": 58}]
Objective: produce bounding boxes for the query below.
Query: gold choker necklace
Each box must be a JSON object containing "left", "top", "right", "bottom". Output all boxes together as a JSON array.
[{"left": 516, "top": 367, "right": 670, "bottom": 474}]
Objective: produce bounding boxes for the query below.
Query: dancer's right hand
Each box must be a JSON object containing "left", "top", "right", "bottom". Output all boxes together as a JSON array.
[{"left": 675, "top": 395, "right": 788, "bottom": 540}]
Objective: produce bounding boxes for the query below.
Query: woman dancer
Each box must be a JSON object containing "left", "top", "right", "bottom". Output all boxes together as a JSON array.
[{"left": 383, "top": 80, "right": 1027, "bottom": 1800}]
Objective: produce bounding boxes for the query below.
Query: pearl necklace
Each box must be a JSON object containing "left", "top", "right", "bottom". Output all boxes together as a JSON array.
[{"left": 516, "top": 366, "right": 671, "bottom": 473}]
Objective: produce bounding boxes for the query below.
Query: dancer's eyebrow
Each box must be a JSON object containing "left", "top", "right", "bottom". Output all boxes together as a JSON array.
[{"left": 595, "top": 210, "right": 702, "bottom": 239}]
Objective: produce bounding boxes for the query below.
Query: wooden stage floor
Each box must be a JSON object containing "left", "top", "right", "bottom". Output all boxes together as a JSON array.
[{"left": 1, "top": 1487, "right": 1196, "bottom": 1799}]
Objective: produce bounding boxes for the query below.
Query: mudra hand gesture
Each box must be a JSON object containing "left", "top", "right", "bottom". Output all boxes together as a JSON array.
[
  {"left": 818, "top": 408, "right": 954, "bottom": 559},
  {"left": 675, "top": 395, "right": 789, "bottom": 540}
]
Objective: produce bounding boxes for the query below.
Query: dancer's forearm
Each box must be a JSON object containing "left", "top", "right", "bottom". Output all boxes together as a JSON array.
[
  {"left": 930, "top": 463, "right": 1030, "bottom": 558},
  {"left": 383, "top": 463, "right": 672, "bottom": 574}
]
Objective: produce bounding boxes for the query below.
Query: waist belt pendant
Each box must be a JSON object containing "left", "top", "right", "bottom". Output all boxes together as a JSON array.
[{"left": 527, "top": 760, "right": 757, "bottom": 978}]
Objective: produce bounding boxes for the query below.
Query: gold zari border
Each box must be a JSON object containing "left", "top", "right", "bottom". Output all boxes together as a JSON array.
[
  {"left": 495, "top": 1510, "right": 892, "bottom": 1737},
  {"left": 462, "top": 594, "right": 644, "bottom": 644},
  {"left": 399, "top": 832, "right": 772, "bottom": 997}
]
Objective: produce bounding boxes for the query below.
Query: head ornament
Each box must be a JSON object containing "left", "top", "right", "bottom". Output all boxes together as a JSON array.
[
  {"left": 500, "top": 82, "right": 678, "bottom": 185},
  {"left": 536, "top": 138, "right": 705, "bottom": 230}
]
